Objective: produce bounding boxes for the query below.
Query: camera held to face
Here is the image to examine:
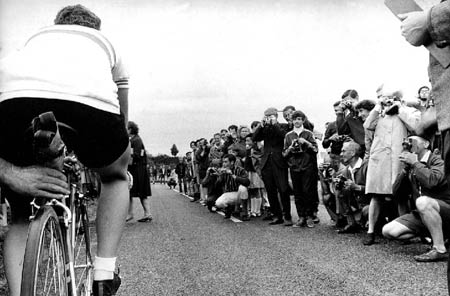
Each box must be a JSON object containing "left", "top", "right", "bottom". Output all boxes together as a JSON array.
[
  {"left": 342, "top": 100, "right": 353, "bottom": 110},
  {"left": 402, "top": 138, "right": 413, "bottom": 152}
]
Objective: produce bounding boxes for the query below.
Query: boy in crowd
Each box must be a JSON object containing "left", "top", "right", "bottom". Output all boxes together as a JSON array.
[{"left": 282, "top": 110, "right": 319, "bottom": 227}]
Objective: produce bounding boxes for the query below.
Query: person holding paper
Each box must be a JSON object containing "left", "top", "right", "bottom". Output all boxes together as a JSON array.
[{"left": 399, "top": 1, "right": 450, "bottom": 293}]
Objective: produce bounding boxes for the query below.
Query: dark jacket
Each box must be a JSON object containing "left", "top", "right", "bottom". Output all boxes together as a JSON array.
[
  {"left": 175, "top": 162, "right": 187, "bottom": 177},
  {"left": 410, "top": 152, "right": 450, "bottom": 202},
  {"left": 322, "top": 121, "right": 344, "bottom": 155},
  {"left": 252, "top": 123, "right": 288, "bottom": 170},
  {"left": 282, "top": 129, "right": 318, "bottom": 172},
  {"left": 215, "top": 166, "right": 250, "bottom": 193},
  {"left": 336, "top": 110, "right": 365, "bottom": 148}
]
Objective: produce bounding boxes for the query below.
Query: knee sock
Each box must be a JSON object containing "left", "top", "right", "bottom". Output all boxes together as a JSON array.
[
  {"left": 93, "top": 256, "right": 117, "bottom": 280},
  {"left": 254, "top": 197, "right": 262, "bottom": 214}
]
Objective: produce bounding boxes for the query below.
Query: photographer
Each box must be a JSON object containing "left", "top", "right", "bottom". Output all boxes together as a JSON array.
[
  {"left": 202, "top": 165, "right": 223, "bottom": 212},
  {"left": 335, "top": 141, "right": 369, "bottom": 234},
  {"left": 253, "top": 107, "right": 291, "bottom": 225},
  {"left": 382, "top": 136, "right": 450, "bottom": 262},
  {"left": 335, "top": 89, "right": 365, "bottom": 156},
  {"left": 282, "top": 110, "right": 319, "bottom": 228},
  {"left": 214, "top": 154, "right": 250, "bottom": 219},
  {"left": 319, "top": 154, "right": 346, "bottom": 228},
  {"left": 323, "top": 101, "right": 347, "bottom": 158},
  {"left": 363, "top": 85, "right": 420, "bottom": 246}
]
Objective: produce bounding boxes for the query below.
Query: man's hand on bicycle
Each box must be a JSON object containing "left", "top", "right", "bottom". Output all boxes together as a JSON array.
[{"left": 7, "top": 165, "right": 70, "bottom": 199}]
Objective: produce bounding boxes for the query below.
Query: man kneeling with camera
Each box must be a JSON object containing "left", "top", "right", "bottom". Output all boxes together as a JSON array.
[
  {"left": 214, "top": 154, "right": 250, "bottom": 219},
  {"left": 383, "top": 136, "right": 450, "bottom": 262},
  {"left": 335, "top": 141, "right": 369, "bottom": 233}
]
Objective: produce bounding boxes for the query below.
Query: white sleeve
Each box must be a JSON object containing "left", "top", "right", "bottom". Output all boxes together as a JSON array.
[{"left": 112, "top": 51, "right": 129, "bottom": 89}]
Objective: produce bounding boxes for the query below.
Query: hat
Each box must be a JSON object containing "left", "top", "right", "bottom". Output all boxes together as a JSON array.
[{"left": 264, "top": 107, "right": 278, "bottom": 116}]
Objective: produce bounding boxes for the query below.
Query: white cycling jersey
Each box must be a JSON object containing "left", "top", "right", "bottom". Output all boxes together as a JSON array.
[{"left": 0, "top": 25, "right": 129, "bottom": 114}]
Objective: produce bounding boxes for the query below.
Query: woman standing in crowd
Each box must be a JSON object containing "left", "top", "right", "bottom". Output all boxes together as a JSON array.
[
  {"left": 363, "top": 85, "right": 420, "bottom": 245},
  {"left": 127, "top": 121, "right": 153, "bottom": 222}
]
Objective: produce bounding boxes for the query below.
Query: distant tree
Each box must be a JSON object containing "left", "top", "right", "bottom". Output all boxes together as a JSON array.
[{"left": 170, "top": 144, "right": 179, "bottom": 157}]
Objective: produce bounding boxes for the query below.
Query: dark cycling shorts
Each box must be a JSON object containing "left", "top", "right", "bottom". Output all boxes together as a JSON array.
[{"left": 0, "top": 98, "right": 129, "bottom": 219}]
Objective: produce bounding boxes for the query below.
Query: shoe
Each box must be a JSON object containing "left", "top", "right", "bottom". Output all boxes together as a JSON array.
[
  {"left": 137, "top": 216, "right": 153, "bottom": 222},
  {"left": 306, "top": 217, "right": 315, "bottom": 228},
  {"left": 293, "top": 217, "right": 306, "bottom": 228},
  {"left": 250, "top": 213, "right": 257, "bottom": 217},
  {"left": 262, "top": 214, "right": 274, "bottom": 221},
  {"left": 232, "top": 211, "right": 241, "bottom": 218},
  {"left": 312, "top": 215, "right": 320, "bottom": 224},
  {"left": 125, "top": 216, "right": 133, "bottom": 222},
  {"left": 363, "top": 233, "right": 376, "bottom": 246},
  {"left": 335, "top": 217, "right": 347, "bottom": 229},
  {"left": 241, "top": 215, "right": 250, "bottom": 221},
  {"left": 414, "top": 248, "right": 449, "bottom": 262},
  {"left": 93, "top": 273, "right": 121, "bottom": 296},
  {"left": 284, "top": 219, "right": 293, "bottom": 227},
  {"left": 269, "top": 218, "right": 284, "bottom": 225},
  {"left": 190, "top": 198, "right": 199, "bottom": 203},
  {"left": 337, "top": 224, "right": 359, "bottom": 234}
]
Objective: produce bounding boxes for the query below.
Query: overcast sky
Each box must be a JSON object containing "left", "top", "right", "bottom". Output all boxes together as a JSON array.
[{"left": 0, "top": 0, "right": 437, "bottom": 156}]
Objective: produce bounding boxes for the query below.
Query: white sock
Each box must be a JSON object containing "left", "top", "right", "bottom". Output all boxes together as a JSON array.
[{"left": 93, "top": 256, "right": 117, "bottom": 280}]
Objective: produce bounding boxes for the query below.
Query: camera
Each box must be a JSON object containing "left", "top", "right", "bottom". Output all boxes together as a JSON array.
[
  {"left": 334, "top": 174, "right": 347, "bottom": 191},
  {"left": 291, "top": 138, "right": 303, "bottom": 153},
  {"left": 402, "top": 138, "right": 412, "bottom": 152}
]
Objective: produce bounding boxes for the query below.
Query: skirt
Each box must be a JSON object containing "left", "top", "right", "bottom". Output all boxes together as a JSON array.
[{"left": 248, "top": 171, "right": 265, "bottom": 189}]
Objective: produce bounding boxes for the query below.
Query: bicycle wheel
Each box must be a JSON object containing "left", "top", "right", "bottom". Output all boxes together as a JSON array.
[
  {"left": 73, "top": 202, "right": 93, "bottom": 296},
  {"left": 21, "top": 206, "right": 68, "bottom": 296}
]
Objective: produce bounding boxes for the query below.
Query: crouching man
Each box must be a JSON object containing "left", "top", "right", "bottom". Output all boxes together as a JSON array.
[
  {"left": 383, "top": 136, "right": 450, "bottom": 262},
  {"left": 214, "top": 154, "right": 250, "bottom": 220},
  {"left": 336, "top": 141, "right": 369, "bottom": 234}
]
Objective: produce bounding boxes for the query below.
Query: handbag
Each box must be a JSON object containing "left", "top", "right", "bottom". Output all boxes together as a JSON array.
[{"left": 415, "top": 99, "right": 437, "bottom": 137}]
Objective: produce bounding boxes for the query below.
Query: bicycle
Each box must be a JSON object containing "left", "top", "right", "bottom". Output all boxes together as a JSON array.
[{"left": 20, "top": 111, "right": 94, "bottom": 296}]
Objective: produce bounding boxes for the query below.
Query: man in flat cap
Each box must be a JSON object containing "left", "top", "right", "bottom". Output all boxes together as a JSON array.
[{"left": 252, "top": 107, "right": 292, "bottom": 226}]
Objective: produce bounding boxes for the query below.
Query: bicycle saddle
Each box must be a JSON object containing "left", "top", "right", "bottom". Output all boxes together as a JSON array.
[{"left": 31, "top": 111, "right": 78, "bottom": 170}]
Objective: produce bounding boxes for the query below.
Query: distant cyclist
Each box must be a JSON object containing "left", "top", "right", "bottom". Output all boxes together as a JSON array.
[{"left": 0, "top": 5, "right": 130, "bottom": 296}]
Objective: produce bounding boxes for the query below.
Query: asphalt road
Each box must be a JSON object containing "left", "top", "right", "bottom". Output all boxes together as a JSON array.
[{"left": 117, "top": 184, "right": 448, "bottom": 296}]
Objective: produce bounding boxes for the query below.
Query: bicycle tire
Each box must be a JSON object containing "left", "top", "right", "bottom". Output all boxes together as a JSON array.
[
  {"left": 73, "top": 202, "right": 93, "bottom": 296},
  {"left": 21, "top": 206, "right": 69, "bottom": 296}
]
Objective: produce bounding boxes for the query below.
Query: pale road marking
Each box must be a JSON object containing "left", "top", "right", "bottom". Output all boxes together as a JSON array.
[{"left": 171, "top": 188, "right": 242, "bottom": 223}]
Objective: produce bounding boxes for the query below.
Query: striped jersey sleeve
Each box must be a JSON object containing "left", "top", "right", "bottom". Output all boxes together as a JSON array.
[{"left": 112, "top": 52, "right": 129, "bottom": 89}]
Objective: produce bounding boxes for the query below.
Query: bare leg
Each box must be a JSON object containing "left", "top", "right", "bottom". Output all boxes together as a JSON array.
[
  {"left": 382, "top": 220, "right": 415, "bottom": 240},
  {"left": 4, "top": 222, "right": 29, "bottom": 296},
  {"left": 94, "top": 144, "right": 130, "bottom": 258},
  {"left": 127, "top": 196, "right": 134, "bottom": 220},
  {"left": 368, "top": 196, "right": 381, "bottom": 234},
  {"left": 417, "top": 196, "right": 446, "bottom": 252},
  {"left": 139, "top": 197, "right": 152, "bottom": 218}
]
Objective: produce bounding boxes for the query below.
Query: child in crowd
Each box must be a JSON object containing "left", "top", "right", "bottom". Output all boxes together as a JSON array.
[
  {"left": 244, "top": 134, "right": 265, "bottom": 217},
  {"left": 283, "top": 110, "right": 319, "bottom": 228}
]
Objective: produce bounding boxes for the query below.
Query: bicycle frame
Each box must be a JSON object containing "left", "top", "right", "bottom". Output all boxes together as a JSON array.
[{"left": 29, "top": 168, "right": 90, "bottom": 296}]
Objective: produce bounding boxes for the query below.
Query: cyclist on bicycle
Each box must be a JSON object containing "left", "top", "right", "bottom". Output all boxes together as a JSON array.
[{"left": 0, "top": 5, "right": 130, "bottom": 296}]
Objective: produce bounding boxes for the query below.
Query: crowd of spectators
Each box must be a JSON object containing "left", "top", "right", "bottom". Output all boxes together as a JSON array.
[{"left": 173, "top": 84, "right": 449, "bottom": 264}]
